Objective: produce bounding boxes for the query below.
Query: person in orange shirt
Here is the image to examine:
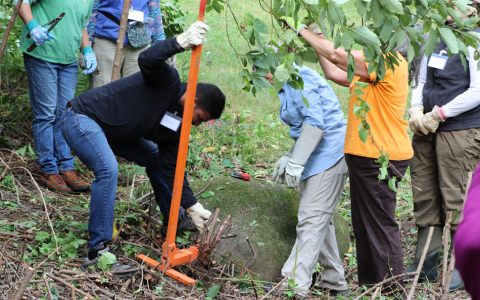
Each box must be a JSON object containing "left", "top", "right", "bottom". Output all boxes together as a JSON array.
[{"left": 280, "top": 20, "right": 421, "bottom": 297}]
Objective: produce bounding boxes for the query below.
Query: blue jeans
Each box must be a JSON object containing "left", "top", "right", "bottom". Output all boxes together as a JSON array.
[
  {"left": 60, "top": 108, "right": 185, "bottom": 250},
  {"left": 24, "top": 54, "right": 76, "bottom": 174}
]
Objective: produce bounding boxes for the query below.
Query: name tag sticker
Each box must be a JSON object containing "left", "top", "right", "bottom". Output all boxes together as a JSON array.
[
  {"left": 128, "top": 10, "right": 144, "bottom": 22},
  {"left": 160, "top": 112, "right": 182, "bottom": 132},
  {"left": 428, "top": 53, "right": 448, "bottom": 70}
]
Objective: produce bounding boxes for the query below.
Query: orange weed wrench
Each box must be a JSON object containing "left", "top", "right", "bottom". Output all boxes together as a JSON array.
[{"left": 135, "top": 0, "right": 207, "bottom": 286}]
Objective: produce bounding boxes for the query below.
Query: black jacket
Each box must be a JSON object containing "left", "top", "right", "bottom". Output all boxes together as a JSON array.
[{"left": 70, "top": 37, "right": 197, "bottom": 209}]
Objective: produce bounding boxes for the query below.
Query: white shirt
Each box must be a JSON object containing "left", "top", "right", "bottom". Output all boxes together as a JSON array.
[{"left": 411, "top": 46, "right": 480, "bottom": 117}]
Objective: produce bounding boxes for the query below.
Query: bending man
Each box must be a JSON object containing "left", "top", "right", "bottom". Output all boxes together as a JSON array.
[{"left": 59, "top": 21, "right": 225, "bottom": 274}]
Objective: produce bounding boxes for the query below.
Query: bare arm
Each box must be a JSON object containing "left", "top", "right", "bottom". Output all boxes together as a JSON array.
[
  {"left": 300, "top": 28, "right": 370, "bottom": 84},
  {"left": 80, "top": 29, "right": 90, "bottom": 51},
  {"left": 18, "top": 3, "right": 34, "bottom": 24}
]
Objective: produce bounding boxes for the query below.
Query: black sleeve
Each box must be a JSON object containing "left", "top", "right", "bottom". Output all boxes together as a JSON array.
[
  {"left": 138, "top": 37, "right": 185, "bottom": 86},
  {"left": 158, "top": 141, "right": 198, "bottom": 209}
]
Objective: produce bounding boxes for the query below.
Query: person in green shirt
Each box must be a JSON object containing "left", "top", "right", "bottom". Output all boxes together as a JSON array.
[{"left": 15, "top": 0, "right": 96, "bottom": 193}]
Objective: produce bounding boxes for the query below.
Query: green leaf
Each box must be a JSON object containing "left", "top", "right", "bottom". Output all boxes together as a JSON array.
[
  {"left": 15, "top": 146, "right": 26, "bottom": 156},
  {"left": 200, "top": 191, "right": 215, "bottom": 198},
  {"left": 404, "top": 26, "right": 418, "bottom": 42},
  {"left": 35, "top": 231, "right": 51, "bottom": 243},
  {"left": 326, "top": 0, "right": 343, "bottom": 26},
  {"left": 274, "top": 63, "right": 290, "bottom": 82},
  {"left": 302, "top": 96, "right": 310, "bottom": 109},
  {"left": 98, "top": 252, "right": 116, "bottom": 271},
  {"left": 439, "top": 27, "right": 458, "bottom": 54},
  {"left": 340, "top": 30, "right": 354, "bottom": 49},
  {"left": 446, "top": 7, "right": 464, "bottom": 27},
  {"left": 457, "top": 38, "right": 469, "bottom": 57},
  {"left": 424, "top": 28, "right": 440, "bottom": 57},
  {"left": 356, "top": 81, "right": 369, "bottom": 89},
  {"left": 407, "top": 41, "right": 414, "bottom": 63},
  {"left": 379, "top": 19, "right": 392, "bottom": 43},
  {"left": 334, "top": 29, "right": 342, "bottom": 49},
  {"left": 348, "top": 26, "right": 382, "bottom": 49},
  {"left": 388, "top": 177, "right": 398, "bottom": 192},
  {"left": 196, "top": 280, "right": 205, "bottom": 291},
  {"left": 257, "top": 242, "right": 265, "bottom": 247},
  {"left": 395, "top": 28, "right": 406, "bottom": 48},
  {"left": 273, "top": 77, "right": 284, "bottom": 93},
  {"left": 70, "top": 221, "right": 88, "bottom": 231},
  {"left": 295, "top": 52, "right": 304, "bottom": 67},
  {"left": 252, "top": 19, "right": 268, "bottom": 34},
  {"left": 359, "top": 127, "right": 369, "bottom": 143},
  {"left": 379, "top": 0, "right": 404, "bottom": 14},
  {"left": 354, "top": 0, "right": 368, "bottom": 16},
  {"left": 304, "top": 0, "right": 319, "bottom": 3},
  {"left": 415, "top": 0, "right": 428, "bottom": 8}
]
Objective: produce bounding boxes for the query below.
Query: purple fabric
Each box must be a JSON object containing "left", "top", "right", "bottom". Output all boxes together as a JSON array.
[{"left": 455, "top": 167, "right": 480, "bottom": 299}]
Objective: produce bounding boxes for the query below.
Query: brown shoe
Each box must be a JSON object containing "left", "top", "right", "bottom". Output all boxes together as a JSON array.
[
  {"left": 39, "top": 173, "right": 72, "bottom": 194},
  {"left": 59, "top": 171, "right": 91, "bottom": 192}
]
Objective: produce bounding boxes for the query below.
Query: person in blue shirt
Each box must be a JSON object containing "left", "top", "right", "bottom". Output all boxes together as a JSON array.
[{"left": 266, "top": 49, "right": 348, "bottom": 296}]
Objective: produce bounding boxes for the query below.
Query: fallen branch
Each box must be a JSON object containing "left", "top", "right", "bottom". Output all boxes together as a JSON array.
[
  {"left": 353, "top": 272, "right": 418, "bottom": 300},
  {"left": 43, "top": 274, "right": 54, "bottom": 300},
  {"left": 442, "top": 250, "right": 456, "bottom": 300},
  {"left": 143, "top": 268, "right": 189, "bottom": 297},
  {"left": 46, "top": 273, "right": 94, "bottom": 299},
  {"left": 110, "top": 0, "right": 130, "bottom": 82},
  {"left": 407, "top": 226, "right": 435, "bottom": 300},
  {"left": 245, "top": 236, "right": 257, "bottom": 270},
  {"left": 12, "top": 267, "right": 34, "bottom": 300},
  {"left": 442, "top": 211, "right": 454, "bottom": 291}
]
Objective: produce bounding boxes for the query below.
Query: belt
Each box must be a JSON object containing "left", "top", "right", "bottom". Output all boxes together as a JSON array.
[{"left": 66, "top": 102, "right": 72, "bottom": 108}]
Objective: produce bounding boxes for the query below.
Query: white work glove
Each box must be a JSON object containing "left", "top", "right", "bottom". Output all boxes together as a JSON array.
[
  {"left": 186, "top": 202, "right": 212, "bottom": 234},
  {"left": 408, "top": 105, "right": 429, "bottom": 136},
  {"left": 272, "top": 144, "right": 295, "bottom": 184},
  {"left": 422, "top": 105, "right": 446, "bottom": 133},
  {"left": 176, "top": 21, "right": 210, "bottom": 50},
  {"left": 285, "top": 123, "right": 324, "bottom": 188}
]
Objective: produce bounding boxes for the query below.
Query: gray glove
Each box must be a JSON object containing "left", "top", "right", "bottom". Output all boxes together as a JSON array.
[
  {"left": 285, "top": 123, "right": 324, "bottom": 188},
  {"left": 176, "top": 21, "right": 210, "bottom": 50},
  {"left": 272, "top": 144, "right": 295, "bottom": 184}
]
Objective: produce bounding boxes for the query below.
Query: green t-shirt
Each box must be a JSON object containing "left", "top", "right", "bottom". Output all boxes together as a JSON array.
[{"left": 19, "top": 0, "right": 93, "bottom": 64}]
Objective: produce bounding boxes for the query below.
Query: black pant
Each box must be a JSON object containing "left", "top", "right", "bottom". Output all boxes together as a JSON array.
[{"left": 346, "top": 154, "right": 411, "bottom": 296}]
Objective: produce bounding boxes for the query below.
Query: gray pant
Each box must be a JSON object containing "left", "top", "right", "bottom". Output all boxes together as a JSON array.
[
  {"left": 281, "top": 157, "right": 348, "bottom": 293},
  {"left": 89, "top": 37, "right": 149, "bottom": 89}
]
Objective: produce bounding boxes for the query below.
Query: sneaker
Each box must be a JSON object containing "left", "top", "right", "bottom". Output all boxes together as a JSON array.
[
  {"left": 39, "top": 173, "right": 72, "bottom": 194},
  {"left": 161, "top": 215, "right": 198, "bottom": 237},
  {"left": 81, "top": 246, "right": 137, "bottom": 279},
  {"left": 59, "top": 171, "right": 91, "bottom": 192}
]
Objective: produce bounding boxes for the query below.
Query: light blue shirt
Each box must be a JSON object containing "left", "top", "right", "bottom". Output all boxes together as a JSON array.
[{"left": 278, "top": 65, "right": 347, "bottom": 180}]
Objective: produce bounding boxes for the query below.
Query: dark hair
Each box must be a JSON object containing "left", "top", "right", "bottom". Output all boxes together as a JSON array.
[{"left": 196, "top": 83, "right": 226, "bottom": 119}]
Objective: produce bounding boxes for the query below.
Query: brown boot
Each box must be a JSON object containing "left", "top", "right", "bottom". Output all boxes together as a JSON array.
[
  {"left": 59, "top": 171, "right": 91, "bottom": 192},
  {"left": 39, "top": 174, "right": 72, "bottom": 194}
]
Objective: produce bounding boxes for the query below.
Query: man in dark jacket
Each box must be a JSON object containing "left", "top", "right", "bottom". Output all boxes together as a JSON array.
[{"left": 59, "top": 21, "right": 225, "bottom": 274}]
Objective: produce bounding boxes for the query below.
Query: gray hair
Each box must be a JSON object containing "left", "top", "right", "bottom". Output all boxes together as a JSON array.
[{"left": 394, "top": 24, "right": 427, "bottom": 89}]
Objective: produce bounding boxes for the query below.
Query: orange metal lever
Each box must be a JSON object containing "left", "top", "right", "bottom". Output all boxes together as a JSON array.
[{"left": 137, "top": 0, "right": 208, "bottom": 287}]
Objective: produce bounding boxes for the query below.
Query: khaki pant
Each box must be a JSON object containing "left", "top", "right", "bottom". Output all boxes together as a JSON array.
[
  {"left": 281, "top": 157, "right": 348, "bottom": 293},
  {"left": 89, "top": 38, "right": 149, "bottom": 89},
  {"left": 412, "top": 128, "right": 480, "bottom": 232}
]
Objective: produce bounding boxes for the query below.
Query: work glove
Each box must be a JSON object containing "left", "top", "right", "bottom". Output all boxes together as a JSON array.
[
  {"left": 422, "top": 105, "right": 446, "bottom": 133},
  {"left": 176, "top": 21, "right": 210, "bottom": 50},
  {"left": 81, "top": 46, "right": 98, "bottom": 75},
  {"left": 27, "top": 20, "right": 54, "bottom": 47},
  {"left": 187, "top": 202, "right": 212, "bottom": 234},
  {"left": 272, "top": 144, "right": 295, "bottom": 184},
  {"left": 285, "top": 123, "right": 324, "bottom": 188},
  {"left": 408, "top": 105, "right": 429, "bottom": 136}
]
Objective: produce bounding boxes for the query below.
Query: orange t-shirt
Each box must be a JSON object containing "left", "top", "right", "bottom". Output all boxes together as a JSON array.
[{"left": 344, "top": 55, "right": 413, "bottom": 161}]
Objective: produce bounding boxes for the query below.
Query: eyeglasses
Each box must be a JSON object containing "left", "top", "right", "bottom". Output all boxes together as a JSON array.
[{"left": 26, "top": 12, "right": 65, "bottom": 52}]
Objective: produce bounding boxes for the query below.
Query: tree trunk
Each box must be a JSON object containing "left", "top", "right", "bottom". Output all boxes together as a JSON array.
[{"left": 0, "top": 0, "right": 23, "bottom": 67}]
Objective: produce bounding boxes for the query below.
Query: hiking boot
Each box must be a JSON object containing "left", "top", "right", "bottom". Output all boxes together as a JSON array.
[
  {"left": 39, "top": 173, "right": 72, "bottom": 194},
  {"left": 404, "top": 252, "right": 439, "bottom": 282},
  {"left": 81, "top": 246, "right": 137, "bottom": 279},
  {"left": 448, "top": 267, "right": 464, "bottom": 291},
  {"left": 59, "top": 171, "right": 91, "bottom": 192},
  {"left": 162, "top": 215, "right": 197, "bottom": 237}
]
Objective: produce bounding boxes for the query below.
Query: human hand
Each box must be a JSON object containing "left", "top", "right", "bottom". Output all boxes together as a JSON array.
[
  {"left": 27, "top": 20, "right": 54, "bottom": 47},
  {"left": 186, "top": 202, "right": 212, "bottom": 234},
  {"left": 422, "top": 105, "right": 446, "bottom": 133},
  {"left": 81, "top": 47, "right": 98, "bottom": 75},
  {"left": 176, "top": 21, "right": 210, "bottom": 50},
  {"left": 285, "top": 161, "right": 304, "bottom": 188},
  {"left": 278, "top": 17, "right": 307, "bottom": 36},
  {"left": 272, "top": 155, "right": 290, "bottom": 184},
  {"left": 408, "top": 105, "right": 429, "bottom": 136}
]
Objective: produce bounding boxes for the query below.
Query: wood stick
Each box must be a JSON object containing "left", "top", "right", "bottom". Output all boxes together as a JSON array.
[
  {"left": 71, "top": 286, "right": 75, "bottom": 300},
  {"left": 12, "top": 267, "right": 34, "bottom": 300},
  {"left": 407, "top": 226, "right": 435, "bottom": 300},
  {"left": 110, "top": 0, "right": 130, "bottom": 82},
  {"left": 120, "top": 278, "right": 132, "bottom": 295},
  {"left": 371, "top": 287, "right": 380, "bottom": 300},
  {"left": 259, "top": 262, "right": 302, "bottom": 300},
  {"left": 442, "top": 211, "right": 454, "bottom": 290},
  {"left": 143, "top": 269, "right": 189, "bottom": 297},
  {"left": 0, "top": 0, "right": 23, "bottom": 66},
  {"left": 442, "top": 254, "right": 456, "bottom": 300},
  {"left": 43, "top": 274, "right": 54, "bottom": 300},
  {"left": 353, "top": 272, "right": 419, "bottom": 300},
  {"left": 46, "top": 274, "right": 94, "bottom": 299}
]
